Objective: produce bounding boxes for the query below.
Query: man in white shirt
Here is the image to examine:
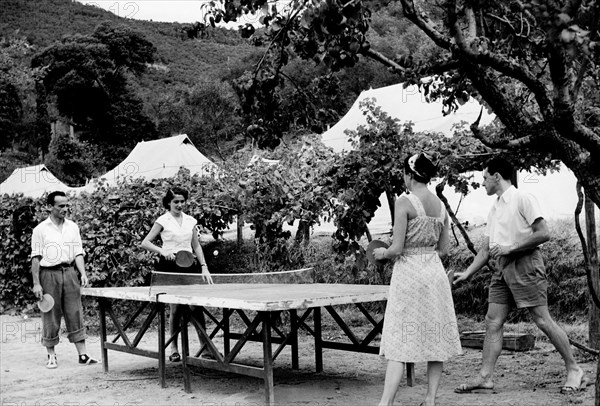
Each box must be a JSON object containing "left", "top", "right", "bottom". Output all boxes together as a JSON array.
[
  {"left": 31, "top": 191, "right": 98, "bottom": 369},
  {"left": 454, "top": 158, "right": 586, "bottom": 394}
]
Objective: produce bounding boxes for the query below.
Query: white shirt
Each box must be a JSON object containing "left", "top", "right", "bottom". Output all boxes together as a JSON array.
[
  {"left": 485, "top": 185, "right": 544, "bottom": 246},
  {"left": 31, "top": 217, "right": 85, "bottom": 266},
  {"left": 155, "top": 212, "right": 197, "bottom": 255}
]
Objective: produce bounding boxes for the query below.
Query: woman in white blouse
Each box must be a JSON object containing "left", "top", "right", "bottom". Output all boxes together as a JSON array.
[{"left": 141, "top": 187, "right": 213, "bottom": 361}]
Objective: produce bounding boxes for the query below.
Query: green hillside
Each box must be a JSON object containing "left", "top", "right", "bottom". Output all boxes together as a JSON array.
[
  {"left": 0, "top": 0, "right": 400, "bottom": 182},
  {"left": 0, "top": 0, "right": 260, "bottom": 84}
]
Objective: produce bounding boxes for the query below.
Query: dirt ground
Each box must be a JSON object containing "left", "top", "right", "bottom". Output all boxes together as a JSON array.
[{"left": 0, "top": 313, "right": 596, "bottom": 406}]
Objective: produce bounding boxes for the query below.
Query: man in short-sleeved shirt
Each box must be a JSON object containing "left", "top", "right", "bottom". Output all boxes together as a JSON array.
[
  {"left": 31, "top": 191, "right": 98, "bottom": 369},
  {"left": 453, "top": 158, "right": 586, "bottom": 394}
]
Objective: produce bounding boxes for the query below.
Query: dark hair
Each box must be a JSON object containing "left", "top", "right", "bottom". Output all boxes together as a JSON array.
[
  {"left": 162, "top": 187, "right": 189, "bottom": 209},
  {"left": 47, "top": 191, "right": 66, "bottom": 206},
  {"left": 486, "top": 157, "right": 514, "bottom": 181},
  {"left": 404, "top": 153, "right": 438, "bottom": 183}
]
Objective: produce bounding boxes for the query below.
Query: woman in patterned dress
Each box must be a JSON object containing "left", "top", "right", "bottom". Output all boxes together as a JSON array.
[{"left": 374, "top": 153, "right": 462, "bottom": 406}]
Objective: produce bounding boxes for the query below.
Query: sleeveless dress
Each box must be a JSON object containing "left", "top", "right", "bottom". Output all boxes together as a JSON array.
[{"left": 380, "top": 193, "right": 463, "bottom": 362}]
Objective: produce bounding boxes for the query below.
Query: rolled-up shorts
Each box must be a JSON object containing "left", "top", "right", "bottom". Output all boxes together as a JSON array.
[{"left": 488, "top": 248, "right": 548, "bottom": 308}]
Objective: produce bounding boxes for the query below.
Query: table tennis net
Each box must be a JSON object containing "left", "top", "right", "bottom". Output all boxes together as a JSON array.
[{"left": 149, "top": 267, "right": 315, "bottom": 287}]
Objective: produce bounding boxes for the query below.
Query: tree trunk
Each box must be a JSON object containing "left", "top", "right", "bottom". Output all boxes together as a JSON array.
[
  {"left": 386, "top": 190, "right": 395, "bottom": 227},
  {"left": 236, "top": 214, "right": 243, "bottom": 246},
  {"left": 294, "top": 220, "right": 310, "bottom": 245},
  {"left": 585, "top": 195, "right": 600, "bottom": 349}
]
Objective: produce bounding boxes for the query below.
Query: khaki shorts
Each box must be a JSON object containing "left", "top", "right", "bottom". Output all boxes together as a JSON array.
[{"left": 488, "top": 249, "right": 548, "bottom": 308}]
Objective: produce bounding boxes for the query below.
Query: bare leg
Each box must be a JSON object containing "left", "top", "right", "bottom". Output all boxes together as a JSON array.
[
  {"left": 74, "top": 340, "right": 87, "bottom": 355},
  {"left": 456, "top": 303, "right": 509, "bottom": 392},
  {"left": 378, "top": 360, "right": 404, "bottom": 406},
  {"left": 424, "top": 361, "right": 442, "bottom": 406},
  {"left": 169, "top": 304, "right": 182, "bottom": 355},
  {"left": 528, "top": 305, "right": 584, "bottom": 388}
]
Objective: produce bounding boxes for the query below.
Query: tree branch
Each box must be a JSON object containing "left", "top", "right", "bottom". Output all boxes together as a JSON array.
[
  {"left": 400, "top": 0, "right": 453, "bottom": 50},
  {"left": 446, "top": 0, "right": 554, "bottom": 120},
  {"left": 470, "top": 121, "right": 538, "bottom": 150},
  {"left": 574, "top": 181, "right": 600, "bottom": 309},
  {"left": 436, "top": 179, "right": 476, "bottom": 255},
  {"left": 573, "top": 3, "right": 600, "bottom": 98},
  {"left": 362, "top": 48, "right": 459, "bottom": 76},
  {"left": 361, "top": 48, "right": 405, "bottom": 73}
]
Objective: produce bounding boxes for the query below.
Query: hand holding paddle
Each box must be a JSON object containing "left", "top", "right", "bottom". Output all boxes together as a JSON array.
[
  {"left": 175, "top": 250, "right": 195, "bottom": 268},
  {"left": 37, "top": 293, "right": 55, "bottom": 313},
  {"left": 366, "top": 240, "right": 389, "bottom": 267}
]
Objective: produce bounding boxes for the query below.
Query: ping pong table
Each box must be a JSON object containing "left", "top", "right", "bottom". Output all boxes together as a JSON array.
[{"left": 83, "top": 283, "right": 413, "bottom": 405}]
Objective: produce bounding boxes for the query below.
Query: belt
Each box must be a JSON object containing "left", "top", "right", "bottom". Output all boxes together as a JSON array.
[
  {"left": 403, "top": 246, "right": 436, "bottom": 256},
  {"left": 41, "top": 262, "right": 75, "bottom": 270}
]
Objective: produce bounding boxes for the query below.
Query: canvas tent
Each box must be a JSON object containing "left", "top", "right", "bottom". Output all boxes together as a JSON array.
[
  {"left": 0, "top": 164, "right": 74, "bottom": 198},
  {"left": 319, "top": 83, "right": 496, "bottom": 235},
  {"left": 322, "top": 83, "right": 495, "bottom": 153},
  {"left": 319, "top": 83, "right": 578, "bottom": 235},
  {"left": 78, "top": 134, "right": 217, "bottom": 192}
]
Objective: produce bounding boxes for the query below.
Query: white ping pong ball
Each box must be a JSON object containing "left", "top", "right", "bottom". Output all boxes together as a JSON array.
[{"left": 213, "top": 250, "right": 219, "bottom": 256}]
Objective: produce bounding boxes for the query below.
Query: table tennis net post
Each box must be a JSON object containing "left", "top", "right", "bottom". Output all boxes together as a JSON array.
[{"left": 149, "top": 267, "right": 315, "bottom": 294}]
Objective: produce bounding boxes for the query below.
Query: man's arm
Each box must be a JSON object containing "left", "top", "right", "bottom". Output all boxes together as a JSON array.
[
  {"left": 31, "top": 256, "right": 43, "bottom": 300},
  {"left": 74, "top": 254, "right": 89, "bottom": 287},
  {"left": 454, "top": 236, "right": 490, "bottom": 285},
  {"left": 511, "top": 217, "right": 550, "bottom": 253}
]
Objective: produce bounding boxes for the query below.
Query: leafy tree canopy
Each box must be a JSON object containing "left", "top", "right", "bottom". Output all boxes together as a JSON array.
[
  {"left": 31, "top": 21, "right": 158, "bottom": 170},
  {"left": 212, "top": 0, "right": 600, "bottom": 207}
]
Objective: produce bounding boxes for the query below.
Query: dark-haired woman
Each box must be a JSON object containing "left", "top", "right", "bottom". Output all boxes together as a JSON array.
[
  {"left": 374, "top": 153, "right": 462, "bottom": 406},
  {"left": 141, "top": 187, "right": 213, "bottom": 361}
]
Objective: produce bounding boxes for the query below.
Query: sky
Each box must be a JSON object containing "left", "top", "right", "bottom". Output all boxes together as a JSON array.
[{"left": 76, "top": 0, "right": 271, "bottom": 26}]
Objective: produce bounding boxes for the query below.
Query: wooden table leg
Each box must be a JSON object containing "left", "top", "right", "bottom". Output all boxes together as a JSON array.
[
  {"left": 406, "top": 362, "right": 415, "bottom": 386},
  {"left": 223, "top": 307, "right": 230, "bottom": 356},
  {"left": 290, "top": 309, "right": 299, "bottom": 370},
  {"left": 181, "top": 308, "right": 192, "bottom": 393},
  {"left": 98, "top": 298, "right": 109, "bottom": 373},
  {"left": 261, "top": 311, "right": 274, "bottom": 406},
  {"left": 158, "top": 303, "right": 166, "bottom": 388},
  {"left": 314, "top": 307, "right": 323, "bottom": 373}
]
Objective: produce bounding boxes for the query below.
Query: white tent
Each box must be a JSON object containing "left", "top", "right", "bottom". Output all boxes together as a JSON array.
[
  {"left": 0, "top": 164, "right": 74, "bottom": 198},
  {"left": 320, "top": 83, "right": 495, "bottom": 235},
  {"left": 79, "top": 134, "right": 218, "bottom": 192},
  {"left": 322, "top": 83, "right": 495, "bottom": 153},
  {"left": 319, "top": 83, "right": 578, "bottom": 236}
]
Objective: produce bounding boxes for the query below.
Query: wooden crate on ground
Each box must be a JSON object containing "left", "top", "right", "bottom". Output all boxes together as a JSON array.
[{"left": 460, "top": 330, "right": 536, "bottom": 351}]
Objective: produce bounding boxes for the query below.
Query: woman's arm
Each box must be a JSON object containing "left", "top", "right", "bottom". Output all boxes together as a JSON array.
[
  {"left": 373, "top": 196, "right": 409, "bottom": 260},
  {"left": 436, "top": 210, "right": 450, "bottom": 259},
  {"left": 141, "top": 223, "right": 172, "bottom": 259},
  {"left": 192, "top": 227, "right": 213, "bottom": 284}
]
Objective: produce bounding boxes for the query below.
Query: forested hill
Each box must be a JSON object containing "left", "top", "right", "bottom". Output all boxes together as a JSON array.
[
  {"left": 0, "top": 0, "right": 400, "bottom": 184},
  {"left": 0, "top": 0, "right": 260, "bottom": 85},
  {"left": 0, "top": 0, "right": 266, "bottom": 182}
]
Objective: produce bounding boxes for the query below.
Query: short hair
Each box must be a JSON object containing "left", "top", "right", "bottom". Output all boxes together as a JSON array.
[
  {"left": 162, "top": 187, "right": 189, "bottom": 209},
  {"left": 404, "top": 153, "right": 438, "bottom": 183},
  {"left": 47, "top": 191, "right": 66, "bottom": 206},
  {"left": 486, "top": 157, "right": 514, "bottom": 181}
]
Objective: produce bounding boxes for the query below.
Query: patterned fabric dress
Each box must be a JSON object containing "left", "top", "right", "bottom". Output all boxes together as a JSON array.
[{"left": 380, "top": 193, "right": 463, "bottom": 363}]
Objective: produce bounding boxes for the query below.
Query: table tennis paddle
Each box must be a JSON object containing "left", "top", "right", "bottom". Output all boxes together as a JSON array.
[
  {"left": 366, "top": 240, "right": 389, "bottom": 267},
  {"left": 37, "top": 293, "right": 55, "bottom": 313},
  {"left": 175, "top": 250, "right": 195, "bottom": 268}
]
